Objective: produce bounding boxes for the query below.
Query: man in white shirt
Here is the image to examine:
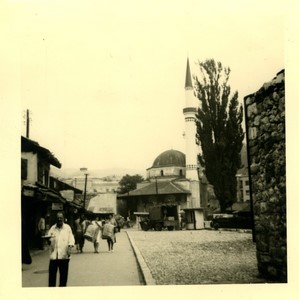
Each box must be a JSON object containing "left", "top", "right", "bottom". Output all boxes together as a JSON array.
[{"left": 47, "top": 211, "right": 75, "bottom": 287}]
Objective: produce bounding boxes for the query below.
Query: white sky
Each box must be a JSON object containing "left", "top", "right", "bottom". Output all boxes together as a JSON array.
[{"left": 2, "top": 1, "right": 286, "bottom": 173}]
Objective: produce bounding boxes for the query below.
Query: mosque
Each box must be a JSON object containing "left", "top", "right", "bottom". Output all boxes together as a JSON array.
[{"left": 120, "top": 58, "right": 209, "bottom": 230}]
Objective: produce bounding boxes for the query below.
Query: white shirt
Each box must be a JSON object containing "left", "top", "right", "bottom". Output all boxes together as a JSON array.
[{"left": 48, "top": 223, "right": 75, "bottom": 260}]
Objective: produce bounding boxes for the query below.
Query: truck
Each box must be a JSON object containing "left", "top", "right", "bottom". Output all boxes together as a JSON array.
[{"left": 139, "top": 206, "right": 178, "bottom": 231}]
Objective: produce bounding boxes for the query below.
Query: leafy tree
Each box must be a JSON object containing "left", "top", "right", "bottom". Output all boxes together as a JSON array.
[
  {"left": 194, "top": 59, "right": 244, "bottom": 212},
  {"left": 119, "top": 174, "right": 144, "bottom": 194}
]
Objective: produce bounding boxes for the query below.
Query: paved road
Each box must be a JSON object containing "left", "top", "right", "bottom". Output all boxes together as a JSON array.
[{"left": 22, "top": 230, "right": 144, "bottom": 287}]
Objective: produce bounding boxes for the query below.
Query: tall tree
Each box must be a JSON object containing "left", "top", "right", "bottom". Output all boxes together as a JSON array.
[
  {"left": 118, "top": 174, "right": 144, "bottom": 194},
  {"left": 194, "top": 59, "right": 244, "bottom": 212}
]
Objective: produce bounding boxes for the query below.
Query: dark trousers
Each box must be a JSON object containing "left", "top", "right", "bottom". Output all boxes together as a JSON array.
[
  {"left": 48, "top": 259, "right": 70, "bottom": 287},
  {"left": 107, "top": 238, "right": 114, "bottom": 250}
]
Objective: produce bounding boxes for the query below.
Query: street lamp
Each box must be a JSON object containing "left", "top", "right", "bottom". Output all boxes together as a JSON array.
[{"left": 80, "top": 167, "right": 89, "bottom": 210}]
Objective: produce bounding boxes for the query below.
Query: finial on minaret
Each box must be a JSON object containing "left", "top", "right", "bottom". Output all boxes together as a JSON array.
[{"left": 185, "top": 57, "right": 193, "bottom": 89}]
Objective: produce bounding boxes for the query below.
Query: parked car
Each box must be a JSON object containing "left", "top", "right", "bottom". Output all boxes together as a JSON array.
[{"left": 210, "top": 211, "right": 252, "bottom": 230}]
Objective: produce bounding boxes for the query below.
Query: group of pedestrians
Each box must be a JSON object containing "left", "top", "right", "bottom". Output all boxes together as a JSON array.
[
  {"left": 73, "top": 214, "right": 117, "bottom": 254},
  {"left": 46, "top": 211, "right": 118, "bottom": 287}
]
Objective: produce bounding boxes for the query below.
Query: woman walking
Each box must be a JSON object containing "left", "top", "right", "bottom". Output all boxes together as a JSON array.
[
  {"left": 102, "top": 219, "right": 116, "bottom": 253},
  {"left": 92, "top": 217, "right": 102, "bottom": 253}
]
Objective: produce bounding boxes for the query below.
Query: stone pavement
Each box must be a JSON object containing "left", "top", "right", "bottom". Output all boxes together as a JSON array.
[{"left": 22, "top": 229, "right": 145, "bottom": 287}]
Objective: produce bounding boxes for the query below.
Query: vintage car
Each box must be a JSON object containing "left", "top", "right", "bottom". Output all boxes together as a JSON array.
[{"left": 210, "top": 211, "right": 252, "bottom": 230}]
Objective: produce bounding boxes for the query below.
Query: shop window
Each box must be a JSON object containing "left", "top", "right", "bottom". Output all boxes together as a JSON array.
[{"left": 21, "top": 158, "right": 28, "bottom": 180}]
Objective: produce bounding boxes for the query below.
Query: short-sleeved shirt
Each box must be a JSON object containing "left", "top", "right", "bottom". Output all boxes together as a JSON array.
[{"left": 48, "top": 223, "right": 75, "bottom": 260}]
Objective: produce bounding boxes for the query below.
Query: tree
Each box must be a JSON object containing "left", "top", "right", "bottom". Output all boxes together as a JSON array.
[
  {"left": 194, "top": 59, "right": 244, "bottom": 212},
  {"left": 118, "top": 174, "right": 144, "bottom": 194}
]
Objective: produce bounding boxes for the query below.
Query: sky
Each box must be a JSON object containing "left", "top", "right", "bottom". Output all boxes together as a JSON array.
[{"left": 2, "top": 0, "right": 287, "bottom": 174}]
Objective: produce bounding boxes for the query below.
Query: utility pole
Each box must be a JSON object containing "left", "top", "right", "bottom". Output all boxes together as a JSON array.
[
  {"left": 26, "top": 109, "right": 30, "bottom": 138},
  {"left": 155, "top": 176, "right": 158, "bottom": 201},
  {"left": 80, "top": 167, "right": 88, "bottom": 211}
]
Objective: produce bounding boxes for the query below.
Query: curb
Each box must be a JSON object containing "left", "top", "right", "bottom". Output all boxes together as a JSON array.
[{"left": 126, "top": 231, "right": 156, "bottom": 285}]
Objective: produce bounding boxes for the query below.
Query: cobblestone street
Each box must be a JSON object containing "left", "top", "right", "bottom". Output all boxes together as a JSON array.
[{"left": 128, "top": 229, "right": 268, "bottom": 285}]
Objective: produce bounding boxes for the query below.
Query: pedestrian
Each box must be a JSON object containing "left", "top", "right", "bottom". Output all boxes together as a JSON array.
[
  {"left": 47, "top": 211, "right": 75, "bottom": 287},
  {"left": 102, "top": 218, "right": 116, "bottom": 253},
  {"left": 109, "top": 214, "right": 117, "bottom": 226},
  {"left": 37, "top": 215, "right": 46, "bottom": 250},
  {"left": 80, "top": 214, "right": 89, "bottom": 253},
  {"left": 74, "top": 214, "right": 83, "bottom": 253},
  {"left": 92, "top": 217, "right": 102, "bottom": 253},
  {"left": 115, "top": 215, "right": 124, "bottom": 233}
]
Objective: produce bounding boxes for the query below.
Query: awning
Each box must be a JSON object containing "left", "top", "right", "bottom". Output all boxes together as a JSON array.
[
  {"left": 183, "top": 207, "right": 205, "bottom": 211},
  {"left": 134, "top": 212, "right": 149, "bottom": 216},
  {"left": 22, "top": 183, "right": 65, "bottom": 203}
]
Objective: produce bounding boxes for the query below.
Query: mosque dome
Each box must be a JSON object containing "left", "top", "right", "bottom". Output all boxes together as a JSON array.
[{"left": 152, "top": 149, "right": 186, "bottom": 168}]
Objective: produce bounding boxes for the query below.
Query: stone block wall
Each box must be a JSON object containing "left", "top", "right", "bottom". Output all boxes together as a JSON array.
[{"left": 244, "top": 70, "right": 286, "bottom": 282}]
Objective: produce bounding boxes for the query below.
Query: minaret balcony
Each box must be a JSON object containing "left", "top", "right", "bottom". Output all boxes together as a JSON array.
[{"left": 183, "top": 107, "right": 197, "bottom": 114}]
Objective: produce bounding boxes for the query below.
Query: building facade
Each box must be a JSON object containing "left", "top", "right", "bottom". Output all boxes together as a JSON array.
[{"left": 21, "top": 136, "right": 82, "bottom": 253}]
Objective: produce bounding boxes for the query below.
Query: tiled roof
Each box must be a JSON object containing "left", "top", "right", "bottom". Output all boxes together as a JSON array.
[
  {"left": 21, "top": 136, "right": 62, "bottom": 168},
  {"left": 125, "top": 180, "right": 190, "bottom": 197}
]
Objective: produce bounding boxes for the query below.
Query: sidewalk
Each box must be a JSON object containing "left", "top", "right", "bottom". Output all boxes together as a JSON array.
[{"left": 22, "top": 229, "right": 145, "bottom": 287}]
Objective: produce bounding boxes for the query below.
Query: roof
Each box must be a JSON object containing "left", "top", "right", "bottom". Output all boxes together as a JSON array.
[
  {"left": 123, "top": 180, "right": 190, "bottom": 197},
  {"left": 151, "top": 149, "right": 185, "bottom": 168},
  {"left": 185, "top": 57, "right": 193, "bottom": 89},
  {"left": 21, "top": 136, "right": 62, "bottom": 168}
]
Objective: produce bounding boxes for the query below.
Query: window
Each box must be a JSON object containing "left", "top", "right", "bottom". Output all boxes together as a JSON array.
[
  {"left": 245, "top": 180, "right": 249, "bottom": 186},
  {"left": 38, "top": 162, "right": 49, "bottom": 186},
  {"left": 44, "top": 170, "right": 49, "bottom": 186},
  {"left": 160, "top": 170, "right": 164, "bottom": 176},
  {"left": 37, "top": 162, "right": 43, "bottom": 183},
  {"left": 179, "top": 169, "right": 183, "bottom": 176}
]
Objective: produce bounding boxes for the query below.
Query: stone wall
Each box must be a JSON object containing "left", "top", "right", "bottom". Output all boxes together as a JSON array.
[{"left": 244, "top": 70, "right": 286, "bottom": 282}]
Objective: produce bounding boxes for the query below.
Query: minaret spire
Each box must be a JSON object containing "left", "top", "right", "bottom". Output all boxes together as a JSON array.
[
  {"left": 183, "top": 57, "right": 199, "bottom": 182},
  {"left": 185, "top": 57, "right": 193, "bottom": 89}
]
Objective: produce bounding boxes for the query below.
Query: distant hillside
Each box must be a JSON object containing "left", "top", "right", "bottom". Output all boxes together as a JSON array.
[{"left": 50, "top": 167, "right": 146, "bottom": 179}]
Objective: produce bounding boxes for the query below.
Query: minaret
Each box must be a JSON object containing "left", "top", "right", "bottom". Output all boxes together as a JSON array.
[{"left": 183, "top": 58, "right": 199, "bottom": 181}]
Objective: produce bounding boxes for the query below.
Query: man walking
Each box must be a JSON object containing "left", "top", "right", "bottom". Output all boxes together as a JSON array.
[{"left": 47, "top": 211, "right": 75, "bottom": 287}]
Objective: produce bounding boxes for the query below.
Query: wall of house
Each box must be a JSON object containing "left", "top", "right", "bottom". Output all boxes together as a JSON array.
[
  {"left": 244, "top": 70, "right": 286, "bottom": 282},
  {"left": 21, "top": 152, "right": 37, "bottom": 184}
]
